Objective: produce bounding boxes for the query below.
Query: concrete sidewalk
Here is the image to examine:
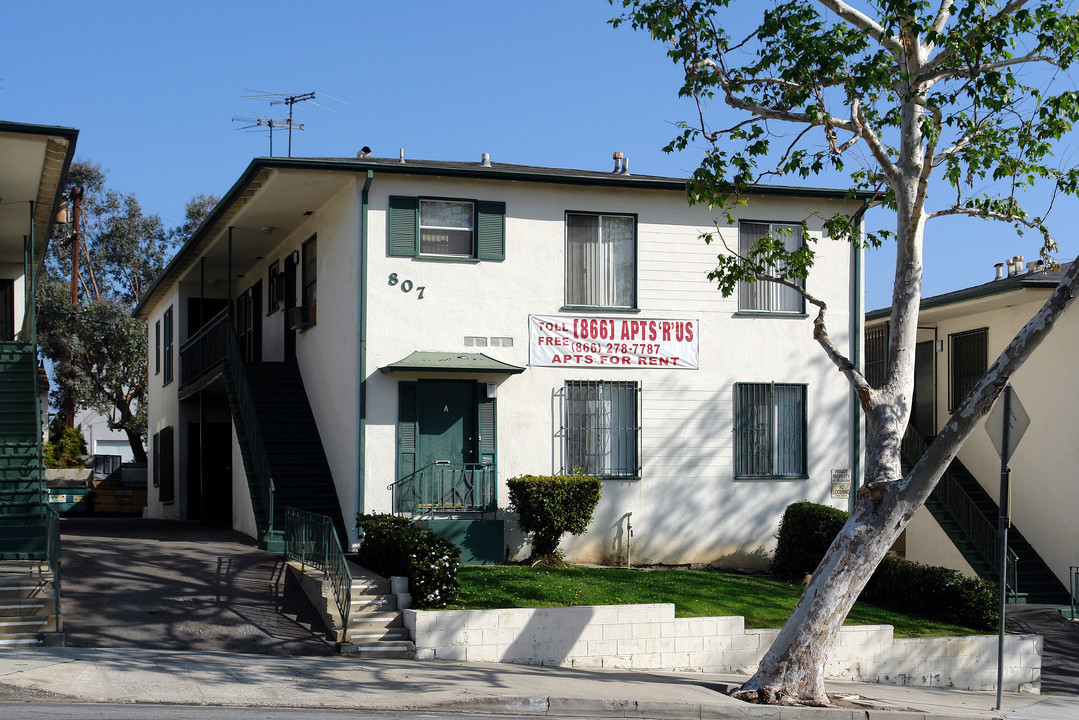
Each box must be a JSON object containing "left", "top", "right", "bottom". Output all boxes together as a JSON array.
[{"left": 0, "top": 647, "right": 1076, "bottom": 720}]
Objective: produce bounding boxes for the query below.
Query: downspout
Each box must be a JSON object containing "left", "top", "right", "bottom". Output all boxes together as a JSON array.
[
  {"left": 849, "top": 203, "right": 870, "bottom": 514},
  {"left": 355, "top": 169, "right": 373, "bottom": 547}
]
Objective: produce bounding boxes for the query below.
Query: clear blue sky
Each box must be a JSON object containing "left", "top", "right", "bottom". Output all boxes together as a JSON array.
[{"left": 4, "top": 0, "right": 1076, "bottom": 311}]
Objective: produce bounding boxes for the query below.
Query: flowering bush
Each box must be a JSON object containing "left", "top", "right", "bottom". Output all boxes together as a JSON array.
[{"left": 355, "top": 513, "right": 461, "bottom": 609}]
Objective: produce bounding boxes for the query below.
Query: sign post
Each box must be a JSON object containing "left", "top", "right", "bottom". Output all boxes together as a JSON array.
[{"left": 985, "top": 385, "right": 1028, "bottom": 711}]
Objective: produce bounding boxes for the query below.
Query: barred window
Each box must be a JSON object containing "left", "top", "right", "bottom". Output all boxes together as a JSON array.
[
  {"left": 949, "top": 328, "right": 987, "bottom": 411},
  {"left": 563, "top": 380, "right": 641, "bottom": 478},
  {"left": 864, "top": 323, "right": 889, "bottom": 388},
  {"left": 734, "top": 383, "right": 807, "bottom": 478}
]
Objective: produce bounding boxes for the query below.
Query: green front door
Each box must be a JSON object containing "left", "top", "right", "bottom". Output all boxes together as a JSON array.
[{"left": 417, "top": 381, "right": 476, "bottom": 468}]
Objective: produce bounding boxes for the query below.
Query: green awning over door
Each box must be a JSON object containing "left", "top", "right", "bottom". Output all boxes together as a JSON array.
[{"left": 379, "top": 351, "right": 525, "bottom": 374}]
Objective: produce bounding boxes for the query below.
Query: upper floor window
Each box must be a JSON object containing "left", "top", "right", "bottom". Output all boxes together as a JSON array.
[
  {"left": 302, "top": 235, "right": 317, "bottom": 307},
  {"left": 162, "top": 306, "right": 174, "bottom": 386},
  {"left": 267, "top": 260, "right": 282, "bottom": 314},
  {"left": 154, "top": 320, "right": 161, "bottom": 375},
  {"left": 738, "top": 222, "right": 805, "bottom": 314},
  {"left": 949, "top": 327, "right": 987, "bottom": 411},
  {"left": 565, "top": 212, "right": 636, "bottom": 309},
  {"left": 388, "top": 196, "right": 505, "bottom": 260}
]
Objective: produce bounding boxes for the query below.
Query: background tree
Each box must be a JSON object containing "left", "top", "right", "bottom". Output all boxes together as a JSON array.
[
  {"left": 39, "top": 160, "right": 217, "bottom": 464},
  {"left": 614, "top": 0, "right": 1079, "bottom": 706}
]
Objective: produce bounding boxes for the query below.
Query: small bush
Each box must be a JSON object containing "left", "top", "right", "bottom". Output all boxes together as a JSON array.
[
  {"left": 355, "top": 513, "right": 461, "bottom": 609},
  {"left": 771, "top": 501, "right": 998, "bottom": 630},
  {"left": 507, "top": 474, "right": 601, "bottom": 561}
]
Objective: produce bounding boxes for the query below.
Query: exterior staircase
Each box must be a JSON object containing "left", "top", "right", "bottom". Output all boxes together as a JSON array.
[
  {"left": 0, "top": 343, "right": 48, "bottom": 559},
  {"left": 343, "top": 574, "right": 414, "bottom": 658},
  {"left": 903, "top": 427, "right": 1070, "bottom": 604},
  {"left": 0, "top": 564, "right": 58, "bottom": 646}
]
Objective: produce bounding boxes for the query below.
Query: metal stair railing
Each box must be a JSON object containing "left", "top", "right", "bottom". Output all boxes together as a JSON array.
[
  {"left": 45, "top": 505, "right": 60, "bottom": 631},
  {"left": 1071, "top": 566, "right": 1078, "bottom": 619},
  {"left": 220, "top": 316, "right": 275, "bottom": 541},
  {"left": 901, "top": 426, "right": 1018, "bottom": 599},
  {"left": 388, "top": 462, "right": 497, "bottom": 516},
  {"left": 285, "top": 507, "right": 352, "bottom": 631}
]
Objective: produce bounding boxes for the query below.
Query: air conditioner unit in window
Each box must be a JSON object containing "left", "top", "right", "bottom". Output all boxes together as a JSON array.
[{"left": 287, "top": 304, "right": 316, "bottom": 331}]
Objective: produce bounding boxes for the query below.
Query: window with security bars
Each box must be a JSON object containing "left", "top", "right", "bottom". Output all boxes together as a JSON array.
[
  {"left": 734, "top": 383, "right": 807, "bottom": 478},
  {"left": 949, "top": 327, "right": 987, "bottom": 411},
  {"left": 563, "top": 380, "right": 640, "bottom": 478},
  {"left": 864, "top": 323, "right": 889, "bottom": 387},
  {"left": 738, "top": 222, "right": 805, "bottom": 313}
]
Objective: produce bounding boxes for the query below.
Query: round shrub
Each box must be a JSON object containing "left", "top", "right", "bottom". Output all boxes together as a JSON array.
[
  {"left": 771, "top": 501, "right": 849, "bottom": 581},
  {"left": 355, "top": 513, "right": 461, "bottom": 609},
  {"left": 507, "top": 474, "right": 601, "bottom": 560}
]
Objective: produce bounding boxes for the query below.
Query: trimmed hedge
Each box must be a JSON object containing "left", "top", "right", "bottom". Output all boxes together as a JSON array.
[
  {"left": 355, "top": 513, "right": 461, "bottom": 609},
  {"left": 771, "top": 501, "right": 998, "bottom": 630},
  {"left": 507, "top": 474, "right": 602, "bottom": 559}
]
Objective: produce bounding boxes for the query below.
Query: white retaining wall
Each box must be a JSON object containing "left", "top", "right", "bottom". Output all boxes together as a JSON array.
[{"left": 403, "top": 603, "right": 1041, "bottom": 692}]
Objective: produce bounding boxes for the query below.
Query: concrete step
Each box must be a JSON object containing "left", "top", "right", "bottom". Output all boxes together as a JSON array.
[
  {"left": 349, "top": 611, "right": 403, "bottom": 629},
  {"left": 0, "top": 600, "right": 53, "bottom": 617},
  {"left": 340, "top": 640, "right": 415, "bottom": 659},
  {"left": 350, "top": 578, "right": 391, "bottom": 594},
  {"left": 350, "top": 595, "right": 397, "bottom": 612},
  {"left": 0, "top": 634, "right": 44, "bottom": 646},
  {"left": 0, "top": 616, "right": 56, "bottom": 634},
  {"left": 344, "top": 627, "right": 410, "bottom": 643}
]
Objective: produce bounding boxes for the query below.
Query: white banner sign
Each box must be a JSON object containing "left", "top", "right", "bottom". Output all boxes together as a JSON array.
[{"left": 529, "top": 315, "right": 699, "bottom": 369}]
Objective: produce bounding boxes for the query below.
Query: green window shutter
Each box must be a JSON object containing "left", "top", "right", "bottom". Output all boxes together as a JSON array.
[
  {"left": 476, "top": 201, "right": 506, "bottom": 260},
  {"left": 477, "top": 392, "right": 497, "bottom": 462},
  {"left": 397, "top": 382, "right": 418, "bottom": 480},
  {"left": 388, "top": 196, "right": 418, "bottom": 257}
]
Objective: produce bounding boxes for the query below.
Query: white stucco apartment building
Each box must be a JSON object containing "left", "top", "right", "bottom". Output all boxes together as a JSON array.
[
  {"left": 135, "top": 154, "right": 867, "bottom": 567},
  {"left": 866, "top": 259, "right": 1074, "bottom": 603}
]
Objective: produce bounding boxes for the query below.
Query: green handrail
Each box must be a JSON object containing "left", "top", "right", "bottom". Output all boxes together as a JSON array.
[
  {"left": 389, "top": 462, "right": 497, "bottom": 516},
  {"left": 45, "top": 505, "right": 60, "bottom": 631},
  {"left": 221, "top": 315, "right": 275, "bottom": 540},
  {"left": 901, "top": 426, "right": 1019, "bottom": 599},
  {"left": 285, "top": 507, "right": 352, "bottom": 633}
]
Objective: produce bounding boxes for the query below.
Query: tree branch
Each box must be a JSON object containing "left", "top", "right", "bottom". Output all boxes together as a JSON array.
[
  {"left": 921, "top": 0, "right": 1031, "bottom": 78},
  {"left": 917, "top": 52, "right": 1059, "bottom": 85},
  {"left": 814, "top": 0, "right": 904, "bottom": 57},
  {"left": 925, "top": 206, "right": 1039, "bottom": 227},
  {"left": 930, "top": 0, "right": 954, "bottom": 37}
]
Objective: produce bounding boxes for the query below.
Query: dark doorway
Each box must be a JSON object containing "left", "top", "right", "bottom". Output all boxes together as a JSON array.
[
  {"left": 236, "top": 280, "right": 262, "bottom": 363},
  {"left": 187, "top": 298, "right": 228, "bottom": 337},
  {"left": 417, "top": 380, "right": 477, "bottom": 467},
  {"left": 187, "top": 421, "right": 232, "bottom": 525},
  {"left": 283, "top": 253, "right": 297, "bottom": 360},
  {"left": 911, "top": 340, "right": 935, "bottom": 439},
  {"left": 0, "top": 279, "right": 14, "bottom": 341}
]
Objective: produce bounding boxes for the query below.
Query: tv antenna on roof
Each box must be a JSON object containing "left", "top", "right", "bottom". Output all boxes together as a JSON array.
[
  {"left": 241, "top": 90, "right": 348, "bottom": 157},
  {"left": 231, "top": 115, "right": 304, "bottom": 158}
]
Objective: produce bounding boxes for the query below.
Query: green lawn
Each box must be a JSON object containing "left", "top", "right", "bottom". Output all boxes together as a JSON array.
[{"left": 452, "top": 565, "right": 981, "bottom": 638}]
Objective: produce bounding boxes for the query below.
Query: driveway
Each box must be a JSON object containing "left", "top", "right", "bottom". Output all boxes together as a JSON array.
[{"left": 58, "top": 518, "right": 335, "bottom": 655}]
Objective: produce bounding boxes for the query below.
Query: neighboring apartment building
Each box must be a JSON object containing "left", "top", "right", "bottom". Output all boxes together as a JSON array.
[
  {"left": 135, "top": 153, "right": 867, "bottom": 566},
  {"left": 866, "top": 259, "right": 1074, "bottom": 604}
]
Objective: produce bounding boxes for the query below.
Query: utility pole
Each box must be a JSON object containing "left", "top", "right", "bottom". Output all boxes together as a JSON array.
[{"left": 66, "top": 187, "right": 83, "bottom": 428}]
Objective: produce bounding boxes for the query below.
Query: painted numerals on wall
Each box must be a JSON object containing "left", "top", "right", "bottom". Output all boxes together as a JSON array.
[{"left": 388, "top": 273, "right": 425, "bottom": 299}]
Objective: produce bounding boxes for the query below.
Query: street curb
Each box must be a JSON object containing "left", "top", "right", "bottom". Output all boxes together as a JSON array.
[{"left": 425, "top": 694, "right": 1006, "bottom": 720}]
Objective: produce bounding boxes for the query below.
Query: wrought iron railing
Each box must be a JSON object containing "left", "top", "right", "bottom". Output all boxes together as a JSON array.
[
  {"left": 285, "top": 507, "right": 352, "bottom": 632},
  {"left": 901, "top": 426, "right": 1019, "bottom": 599},
  {"left": 221, "top": 316, "right": 275, "bottom": 541},
  {"left": 390, "top": 462, "right": 496, "bottom": 516},
  {"left": 45, "top": 505, "right": 60, "bottom": 631},
  {"left": 179, "top": 308, "right": 230, "bottom": 389}
]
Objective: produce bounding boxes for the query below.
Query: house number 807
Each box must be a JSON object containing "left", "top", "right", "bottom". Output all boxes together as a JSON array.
[{"left": 388, "top": 273, "right": 425, "bottom": 299}]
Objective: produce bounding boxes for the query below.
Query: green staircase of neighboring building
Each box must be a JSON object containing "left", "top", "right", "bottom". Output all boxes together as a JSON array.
[
  {"left": 0, "top": 343, "right": 47, "bottom": 560},
  {"left": 901, "top": 426, "right": 1069, "bottom": 605}
]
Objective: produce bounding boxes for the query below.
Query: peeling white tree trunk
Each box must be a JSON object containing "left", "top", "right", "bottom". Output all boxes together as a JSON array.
[{"left": 736, "top": 259, "right": 1079, "bottom": 705}]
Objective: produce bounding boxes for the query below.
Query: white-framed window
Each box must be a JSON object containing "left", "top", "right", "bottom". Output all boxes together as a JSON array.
[
  {"left": 562, "top": 380, "right": 641, "bottom": 478},
  {"left": 420, "top": 199, "right": 475, "bottom": 257},
  {"left": 565, "top": 212, "right": 636, "bottom": 309},
  {"left": 738, "top": 221, "right": 805, "bottom": 313},
  {"left": 734, "top": 382, "right": 807, "bottom": 478}
]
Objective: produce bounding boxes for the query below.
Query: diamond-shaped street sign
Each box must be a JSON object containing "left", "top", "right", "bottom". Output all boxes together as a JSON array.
[{"left": 985, "top": 388, "right": 1030, "bottom": 463}]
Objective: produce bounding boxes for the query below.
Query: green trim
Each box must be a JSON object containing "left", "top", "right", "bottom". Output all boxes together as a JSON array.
[
  {"left": 411, "top": 256, "right": 482, "bottom": 264},
  {"left": 380, "top": 351, "right": 525, "bottom": 375},
  {"left": 559, "top": 306, "right": 642, "bottom": 314},
  {"left": 733, "top": 311, "right": 810, "bottom": 319},
  {"left": 359, "top": 170, "right": 373, "bottom": 520},
  {"left": 850, "top": 219, "right": 864, "bottom": 513},
  {"left": 733, "top": 475, "right": 810, "bottom": 481}
]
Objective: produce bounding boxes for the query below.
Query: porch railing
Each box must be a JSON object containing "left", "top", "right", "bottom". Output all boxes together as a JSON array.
[
  {"left": 179, "top": 308, "right": 230, "bottom": 389},
  {"left": 390, "top": 462, "right": 496, "bottom": 516},
  {"left": 45, "top": 506, "right": 60, "bottom": 631},
  {"left": 285, "top": 507, "right": 352, "bottom": 632},
  {"left": 901, "top": 427, "right": 1018, "bottom": 600}
]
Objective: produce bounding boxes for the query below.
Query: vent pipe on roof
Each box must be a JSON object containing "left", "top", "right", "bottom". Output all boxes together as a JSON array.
[
  {"left": 399, "top": 148, "right": 406, "bottom": 164},
  {"left": 1027, "top": 260, "right": 1044, "bottom": 273},
  {"left": 613, "top": 151, "right": 623, "bottom": 173},
  {"left": 1017, "top": 255, "right": 1026, "bottom": 273},
  {"left": 481, "top": 153, "right": 491, "bottom": 168},
  {"left": 994, "top": 263, "right": 1004, "bottom": 280},
  {"left": 620, "top": 156, "right": 630, "bottom": 175}
]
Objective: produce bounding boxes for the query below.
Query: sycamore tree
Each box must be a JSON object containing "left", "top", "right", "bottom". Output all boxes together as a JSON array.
[
  {"left": 38, "top": 160, "right": 217, "bottom": 464},
  {"left": 614, "top": 0, "right": 1079, "bottom": 706}
]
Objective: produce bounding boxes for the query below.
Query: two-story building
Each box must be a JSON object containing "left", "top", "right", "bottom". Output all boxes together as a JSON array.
[{"left": 135, "top": 153, "right": 867, "bottom": 567}]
